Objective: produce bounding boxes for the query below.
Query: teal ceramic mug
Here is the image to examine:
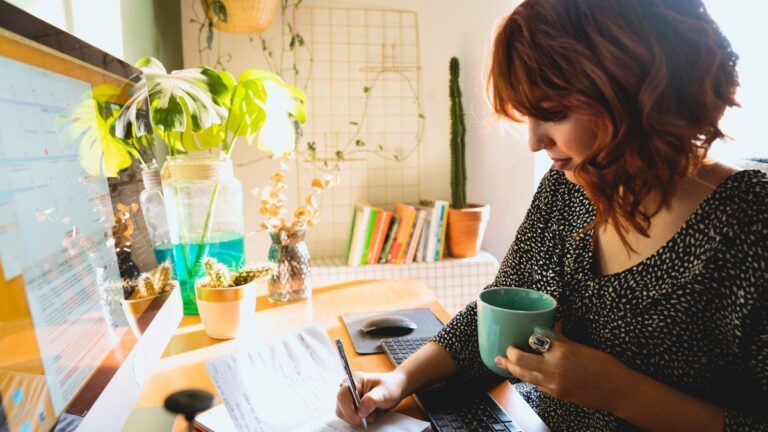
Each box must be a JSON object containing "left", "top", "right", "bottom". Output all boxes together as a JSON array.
[{"left": 477, "top": 287, "right": 557, "bottom": 376}]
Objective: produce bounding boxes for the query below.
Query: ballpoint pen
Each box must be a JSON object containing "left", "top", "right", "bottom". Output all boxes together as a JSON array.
[{"left": 335, "top": 339, "right": 368, "bottom": 430}]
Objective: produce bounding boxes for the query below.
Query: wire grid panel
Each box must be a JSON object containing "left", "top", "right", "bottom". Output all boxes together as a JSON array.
[
  {"left": 312, "top": 251, "right": 500, "bottom": 315},
  {"left": 291, "top": 7, "right": 423, "bottom": 259}
]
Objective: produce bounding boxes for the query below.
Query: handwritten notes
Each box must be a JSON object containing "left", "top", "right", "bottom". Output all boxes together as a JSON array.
[{"left": 205, "top": 325, "right": 429, "bottom": 432}]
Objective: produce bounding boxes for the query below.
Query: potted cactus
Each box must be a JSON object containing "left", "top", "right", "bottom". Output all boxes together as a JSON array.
[
  {"left": 446, "top": 57, "right": 490, "bottom": 258},
  {"left": 121, "top": 262, "right": 178, "bottom": 336},
  {"left": 195, "top": 257, "right": 276, "bottom": 339}
]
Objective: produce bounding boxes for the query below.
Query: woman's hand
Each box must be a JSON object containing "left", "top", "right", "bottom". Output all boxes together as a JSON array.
[
  {"left": 494, "top": 322, "right": 627, "bottom": 412},
  {"left": 335, "top": 371, "right": 408, "bottom": 425}
]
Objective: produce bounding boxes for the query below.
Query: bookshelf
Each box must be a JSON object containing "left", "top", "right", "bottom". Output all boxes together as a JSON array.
[{"left": 312, "top": 251, "right": 499, "bottom": 315}]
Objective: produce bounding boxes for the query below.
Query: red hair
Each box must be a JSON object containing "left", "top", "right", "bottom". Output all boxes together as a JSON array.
[{"left": 489, "top": 0, "right": 739, "bottom": 247}]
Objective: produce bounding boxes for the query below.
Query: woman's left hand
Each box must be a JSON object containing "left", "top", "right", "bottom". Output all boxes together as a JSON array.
[{"left": 494, "top": 322, "right": 627, "bottom": 412}]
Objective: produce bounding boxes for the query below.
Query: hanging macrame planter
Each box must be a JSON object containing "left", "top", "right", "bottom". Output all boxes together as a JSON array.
[{"left": 206, "top": 0, "right": 279, "bottom": 33}]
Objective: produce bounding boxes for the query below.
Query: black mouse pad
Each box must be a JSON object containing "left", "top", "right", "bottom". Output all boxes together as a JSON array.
[{"left": 341, "top": 308, "right": 445, "bottom": 354}]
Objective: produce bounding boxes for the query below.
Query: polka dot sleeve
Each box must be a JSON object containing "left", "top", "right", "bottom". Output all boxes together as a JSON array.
[{"left": 723, "top": 209, "right": 768, "bottom": 431}]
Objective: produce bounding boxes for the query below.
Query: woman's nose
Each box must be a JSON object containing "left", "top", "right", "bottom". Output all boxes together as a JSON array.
[{"left": 527, "top": 120, "right": 550, "bottom": 152}]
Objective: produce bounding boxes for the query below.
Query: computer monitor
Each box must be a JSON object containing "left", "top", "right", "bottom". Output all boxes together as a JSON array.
[{"left": 0, "top": 2, "right": 182, "bottom": 431}]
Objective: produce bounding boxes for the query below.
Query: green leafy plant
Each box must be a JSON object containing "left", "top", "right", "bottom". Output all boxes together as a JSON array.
[
  {"left": 191, "top": 0, "right": 231, "bottom": 69},
  {"left": 449, "top": 56, "right": 467, "bottom": 209},
  {"left": 62, "top": 84, "right": 156, "bottom": 177},
  {"left": 254, "top": 0, "right": 312, "bottom": 90},
  {"left": 115, "top": 56, "right": 306, "bottom": 160},
  {"left": 199, "top": 257, "right": 276, "bottom": 288}
]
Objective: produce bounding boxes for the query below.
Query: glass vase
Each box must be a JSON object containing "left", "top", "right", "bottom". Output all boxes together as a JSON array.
[
  {"left": 139, "top": 167, "right": 173, "bottom": 265},
  {"left": 162, "top": 156, "right": 245, "bottom": 315},
  {"left": 268, "top": 229, "right": 311, "bottom": 302}
]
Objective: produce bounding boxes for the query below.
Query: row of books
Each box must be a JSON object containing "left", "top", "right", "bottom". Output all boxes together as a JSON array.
[{"left": 344, "top": 200, "right": 450, "bottom": 266}]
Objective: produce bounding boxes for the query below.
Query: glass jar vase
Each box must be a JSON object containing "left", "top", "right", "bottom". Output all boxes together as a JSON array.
[
  {"left": 268, "top": 229, "right": 311, "bottom": 302},
  {"left": 139, "top": 167, "right": 173, "bottom": 265},
  {"left": 162, "top": 157, "right": 245, "bottom": 315}
]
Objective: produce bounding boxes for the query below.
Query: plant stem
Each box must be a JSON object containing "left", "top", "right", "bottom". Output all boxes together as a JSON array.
[{"left": 190, "top": 180, "right": 221, "bottom": 278}]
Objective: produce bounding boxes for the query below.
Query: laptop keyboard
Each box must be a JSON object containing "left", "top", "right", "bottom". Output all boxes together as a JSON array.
[{"left": 381, "top": 337, "right": 523, "bottom": 432}]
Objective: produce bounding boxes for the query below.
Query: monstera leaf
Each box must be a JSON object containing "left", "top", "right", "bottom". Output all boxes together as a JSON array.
[
  {"left": 225, "top": 70, "right": 306, "bottom": 156},
  {"left": 65, "top": 84, "right": 137, "bottom": 177},
  {"left": 115, "top": 57, "right": 307, "bottom": 158},
  {"left": 116, "top": 57, "right": 227, "bottom": 144},
  {"left": 255, "top": 81, "right": 307, "bottom": 157}
]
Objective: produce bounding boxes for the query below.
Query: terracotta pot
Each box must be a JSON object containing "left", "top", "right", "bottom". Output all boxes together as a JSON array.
[
  {"left": 447, "top": 204, "right": 490, "bottom": 258},
  {"left": 205, "top": 0, "right": 279, "bottom": 33}
]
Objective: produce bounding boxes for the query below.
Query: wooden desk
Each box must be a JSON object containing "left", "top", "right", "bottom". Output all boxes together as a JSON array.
[{"left": 133, "top": 280, "right": 548, "bottom": 431}]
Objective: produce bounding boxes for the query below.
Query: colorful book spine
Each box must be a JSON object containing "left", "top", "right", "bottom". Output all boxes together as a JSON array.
[
  {"left": 348, "top": 206, "right": 370, "bottom": 266},
  {"left": 438, "top": 204, "right": 449, "bottom": 261},
  {"left": 379, "top": 215, "right": 400, "bottom": 264},
  {"left": 360, "top": 207, "right": 380, "bottom": 265},
  {"left": 403, "top": 210, "right": 426, "bottom": 264},
  {"left": 417, "top": 209, "right": 432, "bottom": 262},
  {"left": 344, "top": 207, "right": 358, "bottom": 264},
  {"left": 433, "top": 201, "right": 448, "bottom": 261},
  {"left": 369, "top": 211, "right": 393, "bottom": 264},
  {"left": 388, "top": 203, "right": 417, "bottom": 264},
  {"left": 425, "top": 203, "right": 442, "bottom": 262}
]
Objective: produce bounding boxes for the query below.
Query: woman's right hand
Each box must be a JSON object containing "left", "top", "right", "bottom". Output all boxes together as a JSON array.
[{"left": 335, "top": 370, "right": 408, "bottom": 425}]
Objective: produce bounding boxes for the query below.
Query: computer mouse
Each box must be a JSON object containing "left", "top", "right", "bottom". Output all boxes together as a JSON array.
[{"left": 360, "top": 315, "right": 417, "bottom": 337}]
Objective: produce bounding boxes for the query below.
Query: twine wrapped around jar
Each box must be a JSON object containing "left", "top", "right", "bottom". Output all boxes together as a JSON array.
[
  {"left": 268, "top": 228, "right": 311, "bottom": 302},
  {"left": 204, "top": 0, "right": 279, "bottom": 33}
]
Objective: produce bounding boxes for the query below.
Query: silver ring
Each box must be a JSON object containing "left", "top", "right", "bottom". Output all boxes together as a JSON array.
[{"left": 529, "top": 333, "right": 552, "bottom": 353}]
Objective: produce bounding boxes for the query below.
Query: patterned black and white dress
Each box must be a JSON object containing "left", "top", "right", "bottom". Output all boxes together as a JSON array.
[{"left": 433, "top": 169, "right": 768, "bottom": 431}]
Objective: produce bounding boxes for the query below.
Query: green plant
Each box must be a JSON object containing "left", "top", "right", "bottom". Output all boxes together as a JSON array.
[
  {"left": 449, "top": 56, "right": 467, "bottom": 209},
  {"left": 200, "top": 257, "right": 276, "bottom": 288},
  {"left": 63, "top": 84, "right": 157, "bottom": 177},
  {"left": 191, "top": 0, "right": 231, "bottom": 69},
  {"left": 253, "top": 0, "right": 312, "bottom": 90},
  {"left": 116, "top": 56, "right": 307, "bottom": 160}
]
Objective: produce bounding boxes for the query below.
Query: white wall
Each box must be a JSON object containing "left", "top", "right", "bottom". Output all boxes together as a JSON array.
[
  {"left": 704, "top": 0, "right": 768, "bottom": 164},
  {"left": 180, "top": 0, "right": 532, "bottom": 262},
  {"left": 8, "top": 0, "right": 124, "bottom": 58},
  {"left": 8, "top": 0, "right": 183, "bottom": 69}
]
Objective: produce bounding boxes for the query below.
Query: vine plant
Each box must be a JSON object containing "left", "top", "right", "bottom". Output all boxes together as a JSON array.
[
  {"left": 301, "top": 69, "right": 425, "bottom": 172},
  {"left": 190, "top": 0, "right": 232, "bottom": 70},
  {"left": 190, "top": 1, "right": 425, "bottom": 172}
]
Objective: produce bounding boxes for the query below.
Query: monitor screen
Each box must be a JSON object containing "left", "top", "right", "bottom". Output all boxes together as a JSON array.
[{"left": 0, "top": 3, "right": 167, "bottom": 431}]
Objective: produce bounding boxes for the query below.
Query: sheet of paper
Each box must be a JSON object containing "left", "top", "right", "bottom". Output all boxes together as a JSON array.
[
  {"left": 206, "top": 325, "right": 345, "bottom": 431},
  {"left": 298, "top": 411, "right": 430, "bottom": 432},
  {"left": 205, "top": 325, "right": 430, "bottom": 432},
  {"left": 195, "top": 404, "right": 430, "bottom": 432}
]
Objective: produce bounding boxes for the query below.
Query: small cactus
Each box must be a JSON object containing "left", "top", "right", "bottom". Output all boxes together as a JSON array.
[
  {"left": 154, "top": 262, "right": 172, "bottom": 292},
  {"left": 232, "top": 262, "right": 277, "bottom": 286},
  {"left": 198, "top": 257, "right": 276, "bottom": 288},
  {"left": 126, "top": 262, "right": 175, "bottom": 300},
  {"left": 137, "top": 273, "right": 157, "bottom": 297},
  {"left": 203, "top": 257, "right": 233, "bottom": 288}
]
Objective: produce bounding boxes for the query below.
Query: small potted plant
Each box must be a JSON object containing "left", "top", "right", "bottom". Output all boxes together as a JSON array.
[
  {"left": 195, "top": 257, "right": 276, "bottom": 339},
  {"left": 446, "top": 57, "right": 490, "bottom": 258},
  {"left": 121, "top": 262, "right": 178, "bottom": 336}
]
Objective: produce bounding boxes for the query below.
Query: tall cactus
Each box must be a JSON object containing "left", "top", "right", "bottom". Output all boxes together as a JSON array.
[{"left": 449, "top": 57, "right": 467, "bottom": 209}]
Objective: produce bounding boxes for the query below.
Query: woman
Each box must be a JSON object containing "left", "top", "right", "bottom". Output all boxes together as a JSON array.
[{"left": 336, "top": 0, "right": 767, "bottom": 430}]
